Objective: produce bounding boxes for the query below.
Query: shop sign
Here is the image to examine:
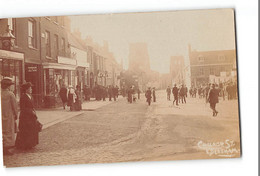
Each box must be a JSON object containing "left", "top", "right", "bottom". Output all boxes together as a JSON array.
[
  {"left": 27, "top": 66, "right": 37, "bottom": 72},
  {"left": 58, "top": 56, "right": 76, "bottom": 65}
]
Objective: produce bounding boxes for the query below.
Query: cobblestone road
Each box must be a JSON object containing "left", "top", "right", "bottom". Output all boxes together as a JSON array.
[{"left": 3, "top": 90, "right": 241, "bottom": 167}]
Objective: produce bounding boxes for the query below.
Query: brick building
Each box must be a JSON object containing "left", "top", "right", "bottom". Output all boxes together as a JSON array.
[{"left": 189, "top": 45, "right": 237, "bottom": 87}]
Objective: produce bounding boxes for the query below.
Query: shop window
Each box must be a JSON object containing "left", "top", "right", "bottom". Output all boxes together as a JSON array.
[
  {"left": 199, "top": 68, "right": 204, "bottom": 75},
  {"left": 28, "top": 19, "right": 36, "bottom": 48}
]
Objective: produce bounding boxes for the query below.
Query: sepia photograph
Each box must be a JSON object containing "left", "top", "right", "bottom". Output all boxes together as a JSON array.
[{"left": 1, "top": 8, "right": 241, "bottom": 168}]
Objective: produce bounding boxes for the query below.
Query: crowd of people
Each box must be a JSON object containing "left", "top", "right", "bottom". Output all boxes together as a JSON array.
[
  {"left": 59, "top": 84, "right": 120, "bottom": 111},
  {"left": 166, "top": 81, "right": 238, "bottom": 117}
]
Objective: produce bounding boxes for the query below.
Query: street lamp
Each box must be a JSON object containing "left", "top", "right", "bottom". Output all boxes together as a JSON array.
[{"left": 0, "top": 25, "right": 15, "bottom": 50}]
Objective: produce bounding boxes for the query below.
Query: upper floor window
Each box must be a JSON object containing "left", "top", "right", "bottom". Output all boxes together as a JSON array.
[
  {"left": 54, "top": 16, "right": 58, "bottom": 23},
  {"left": 28, "top": 19, "right": 36, "bottom": 48},
  {"left": 54, "top": 34, "right": 59, "bottom": 59},
  {"left": 199, "top": 68, "right": 204, "bottom": 75},
  {"left": 60, "top": 17, "right": 65, "bottom": 26},
  {"left": 218, "top": 55, "right": 226, "bottom": 61},
  {"left": 45, "top": 31, "right": 51, "bottom": 57},
  {"left": 11, "top": 18, "right": 17, "bottom": 46},
  {"left": 210, "top": 67, "right": 215, "bottom": 75},
  {"left": 61, "top": 38, "right": 65, "bottom": 54},
  {"left": 198, "top": 56, "right": 205, "bottom": 62}
]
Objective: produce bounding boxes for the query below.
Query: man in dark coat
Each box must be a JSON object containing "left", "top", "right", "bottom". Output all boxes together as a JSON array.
[
  {"left": 208, "top": 84, "right": 219, "bottom": 117},
  {"left": 59, "top": 84, "right": 68, "bottom": 109},
  {"left": 179, "top": 85, "right": 186, "bottom": 104},
  {"left": 145, "top": 87, "right": 152, "bottom": 106},
  {"left": 172, "top": 84, "right": 179, "bottom": 106},
  {"left": 108, "top": 85, "right": 113, "bottom": 101}
]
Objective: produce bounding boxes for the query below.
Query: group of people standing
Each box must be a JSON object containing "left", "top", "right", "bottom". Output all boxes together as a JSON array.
[
  {"left": 59, "top": 84, "right": 82, "bottom": 111},
  {"left": 166, "top": 84, "right": 188, "bottom": 106},
  {"left": 1, "top": 77, "right": 41, "bottom": 155}
]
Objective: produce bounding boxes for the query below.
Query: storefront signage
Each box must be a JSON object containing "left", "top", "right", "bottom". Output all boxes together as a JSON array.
[
  {"left": 27, "top": 66, "right": 37, "bottom": 72},
  {"left": 58, "top": 56, "right": 76, "bottom": 65},
  {"left": 0, "top": 49, "right": 24, "bottom": 60}
]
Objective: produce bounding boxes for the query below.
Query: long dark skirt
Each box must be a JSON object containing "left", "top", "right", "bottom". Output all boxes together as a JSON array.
[{"left": 15, "top": 115, "right": 39, "bottom": 150}]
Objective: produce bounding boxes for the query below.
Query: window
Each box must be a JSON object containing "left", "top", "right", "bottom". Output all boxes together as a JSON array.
[
  {"left": 218, "top": 55, "right": 226, "bottom": 61},
  {"left": 199, "top": 68, "right": 204, "bottom": 75},
  {"left": 54, "top": 34, "right": 59, "bottom": 59},
  {"left": 61, "top": 38, "right": 65, "bottom": 54},
  {"left": 28, "top": 19, "right": 36, "bottom": 48},
  {"left": 60, "top": 17, "right": 65, "bottom": 26},
  {"left": 54, "top": 16, "right": 58, "bottom": 23},
  {"left": 198, "top": 56, "right": 205, "bottom": 62},
  {"left": 45, "top": 31, "right": 51, "bottom": 57},
  {"left": 210, "top": 68, "right": 215, "bottom": 75}
]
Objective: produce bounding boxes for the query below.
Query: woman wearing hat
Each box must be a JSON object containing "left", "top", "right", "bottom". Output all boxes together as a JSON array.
[
  {"left": 15, "top": 82, "right": 40, "bottom": 150},
  {"left": 1, "top": 77, "right": 18, "bottom": 155}
]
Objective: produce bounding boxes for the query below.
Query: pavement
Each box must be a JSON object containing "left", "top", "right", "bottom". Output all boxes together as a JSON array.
[{"left": 37, "top": 97, "right": 123, "bottom": 130}]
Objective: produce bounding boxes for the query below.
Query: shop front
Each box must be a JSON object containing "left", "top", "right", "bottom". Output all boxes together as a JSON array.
[
  {"left": 0, "top": 49, "right": 24, "bottom": 102},
  {"left": 42, "top": 57, "right": 76, "bottom": 108},
  {"left": 25, "top": 63, "right": 43, "bottom": 107}
]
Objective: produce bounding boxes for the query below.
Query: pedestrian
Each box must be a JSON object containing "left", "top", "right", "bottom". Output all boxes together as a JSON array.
[
  {"left": 108, "top": 85, "right": 113, "bottom": 101},
  {"left": 145, "top": 87, "right": 152, "bottom": 106},
  {"left": 137, "top": 88, "right": 141, "bottom": 99},
  {"left": 59, "top": 83, "right": 68, "bottom": 109},
  {"left": 74, "top": 85, "right": 82, "bottom": 111},
  {"left": 179, "top": 85, "right": 186, "bottom": 104},
  {"left": 102, "top": 86, "right": 107, "bottom": 101},
  {"left": 166, "top": 86, "right": 171, "bottom": 100},
  {"left": 112, "top": 86, "right": 117, "bottom": 101},
  {"left": 172, "top": 84, "right": 179, "bottom": 106},
  {"left": 1, "top": 77, "right": 18, "bottom": 155},
  {"left": 152, "top": 87, "right": 156, "bottom": 102},
  {"left": 204, "top": 83, "right": 211, "bottom": 103},
  {"left": 184, "top": 85, "right": 188, "bottom": 98},
  {"left": 67, "top": 85, "right": 76, "bottom": 111},
  {"left": 127, "top": 86, "right": 133, "bottom": 103},
  {"left": 207, "top": 84, "right": 219, "bottom": 117},
  {"left": 15, "top": 82, "right": 41, "bottom": 150}
]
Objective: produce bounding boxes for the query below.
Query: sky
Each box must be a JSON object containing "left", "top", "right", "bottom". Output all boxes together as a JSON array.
[{"left": 70, "top": 9, "right": 236, "bottom": 74}]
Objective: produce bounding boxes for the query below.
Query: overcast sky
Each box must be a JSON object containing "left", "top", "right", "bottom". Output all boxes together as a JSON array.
[{"left": 70, "top": 9, "right": 236, "bottom": 74}]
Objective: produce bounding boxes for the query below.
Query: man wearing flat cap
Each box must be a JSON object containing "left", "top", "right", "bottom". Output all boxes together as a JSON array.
[{"left": 1, "top": 77, "right": 18, "bottom": 155}]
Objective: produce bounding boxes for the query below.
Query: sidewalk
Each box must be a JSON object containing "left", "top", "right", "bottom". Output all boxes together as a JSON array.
[{"left": 37, "top": 97, "right": 124, "bottom": 130}]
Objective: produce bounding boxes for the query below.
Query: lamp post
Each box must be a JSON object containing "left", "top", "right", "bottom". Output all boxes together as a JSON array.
[{"left": 0, "top": 25, "right": 15, "bottom": 50}]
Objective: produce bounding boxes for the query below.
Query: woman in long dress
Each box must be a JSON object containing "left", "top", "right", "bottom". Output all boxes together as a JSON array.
[
  {"left": 15, "top": 82, "right": 40, "bottom": 150},
  {"left": 1, "top": 77, "right": 18, "bottom": 155}
]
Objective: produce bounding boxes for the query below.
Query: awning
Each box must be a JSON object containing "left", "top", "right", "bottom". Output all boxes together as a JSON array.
[{"left": 0, "top": 49, "right": 24, "bottom": 60}]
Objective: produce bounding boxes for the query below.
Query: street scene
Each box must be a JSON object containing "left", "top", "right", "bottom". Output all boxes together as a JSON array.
[{"left": 0, "top": 9, "right": 240, "bottom": 167}]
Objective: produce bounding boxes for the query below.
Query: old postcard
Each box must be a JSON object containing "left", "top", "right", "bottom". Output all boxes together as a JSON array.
[{"left": 0, "top": 9, "right": 240, "bottom": 167}]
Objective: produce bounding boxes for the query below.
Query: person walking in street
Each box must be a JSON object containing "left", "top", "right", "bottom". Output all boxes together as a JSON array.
[
  {"left": 184, "top": 85, "right": 188, "bottom": 98},
  {"left": 166, "top": 86, "right": 171, "bottom": 100},
  {"left": 67, "top": 85, "right": 76, "bottom": 111},
  {"left": 108, "top": 85, "right": 113, "bottom": 101},
  {"left": 1, "top": 77, "right": 18, "bottom": 155},
  {"left": 172, "top": 84, "right": 179, "bottom": 106},
  {"left": 137, "top": 88, "right": 141, "bottom": 99},
  {"left": 74, "top": 85, "right": 82, "bottom": 111},
  {"left": 127, "top": 86, "right": 133, "bottom": 103},
  {"left": 145, "top": 87, "right": 152, "bottom": 106},
  {"left": 207, "top": 84, "right": 219, "bottom": 117},
  {"left": 204, "top": 83, "right": 211, "bottom": 103},
  {"left": 59, "top": 83, "right": 68, "bottom": 109},
  {"left": 112, "top": 86, "right": 118, "bottom": 101},
  {"left": 152, "top": 87, "right": 156, "bottom": 102},
  {"left": 15, "top": 82, "right": 40, "bottom": 150},
  {"left": 179, "top": 85, "right": 186, "bottom": 104}
]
